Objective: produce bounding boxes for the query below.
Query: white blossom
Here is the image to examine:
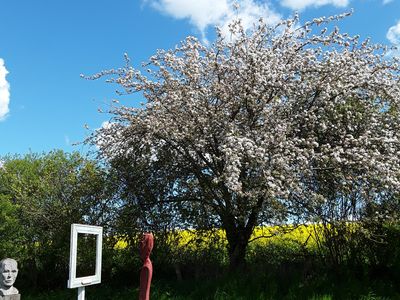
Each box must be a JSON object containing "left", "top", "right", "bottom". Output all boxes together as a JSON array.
[{"left": 87, "top": 13, "right": 400, "bottom": 227}]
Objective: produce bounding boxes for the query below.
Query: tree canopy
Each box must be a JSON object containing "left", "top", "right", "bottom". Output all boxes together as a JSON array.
[
  {"left": 0, "top": 151, "right": 116, "bottom": 288},
  {"left": 87, "top": 13, "right": 400, "bottom": 269}
]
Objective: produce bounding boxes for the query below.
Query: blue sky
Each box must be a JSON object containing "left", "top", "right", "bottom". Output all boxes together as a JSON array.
[{"left": 1, "top": 0, "right": 399, "bottom": 156}]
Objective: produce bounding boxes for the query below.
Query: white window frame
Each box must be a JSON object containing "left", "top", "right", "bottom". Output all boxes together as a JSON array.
[{"left": 68, "top": 224, "right": 103, "bottom": 289}]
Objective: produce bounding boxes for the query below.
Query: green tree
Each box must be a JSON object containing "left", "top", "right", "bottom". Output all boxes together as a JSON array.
[
  {"left": 0, "top": 194, "right": 24, "bottom": 259},
  {"left": 0, "top": 151, "right": 116, "bottom": 289}
]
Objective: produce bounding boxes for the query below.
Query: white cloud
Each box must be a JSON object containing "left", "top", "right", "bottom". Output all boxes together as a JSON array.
[
  {"left": 280, "top": 0, "right": 349, "bottom": 11},
  {"left": 150, "top": 0, "right": 229, "bottom": 32},
  {"left": 383, "top": 0, "right": 393, "bottom": 4},
  {"left": 0, "top": 58, "right": 10, "bottom": 121},
  {"left": 387, "top": 20, "right": 400, "bottom": 58},
  {"left": 387, "top": 20, "right": 400, "bottom": 45},
  {"left": 145, "top": 0, "right": 281, "bottom": 41}
]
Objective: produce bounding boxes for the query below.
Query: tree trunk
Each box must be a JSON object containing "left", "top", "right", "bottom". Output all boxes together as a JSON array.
[
  {"left": 221, "top": 196, "right": 264, "bottom": 271},
  {"left": 228, "top": 238, "right": 248, "bottom": 271},
  {"left": 225, "top": 225, "right": 253, "bottom": 272}
]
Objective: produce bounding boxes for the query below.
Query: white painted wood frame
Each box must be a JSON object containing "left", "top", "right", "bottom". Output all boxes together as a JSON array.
[{"left": 68, "top": 224, "right": 103, "bottom": 289}]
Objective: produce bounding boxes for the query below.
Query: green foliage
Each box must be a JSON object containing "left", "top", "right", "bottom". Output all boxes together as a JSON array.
[
  {"left": 0, "top": 151, "right": 116, "bottom": 290},
  {"left": 0, "top": 194, "right": 25, "bottom": 259}
]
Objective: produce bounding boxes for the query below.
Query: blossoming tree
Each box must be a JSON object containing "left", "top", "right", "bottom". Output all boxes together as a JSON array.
[{"left": 87, "top": 13, "right": 400, "bottom": 269}]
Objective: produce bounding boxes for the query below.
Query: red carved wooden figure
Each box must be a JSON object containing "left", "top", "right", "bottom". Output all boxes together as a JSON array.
[{"left": 139, "top": 233, "right": 154, "bottom": 300}]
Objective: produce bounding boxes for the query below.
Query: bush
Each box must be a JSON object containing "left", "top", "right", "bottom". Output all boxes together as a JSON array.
[{"left": 0, "top": 151, "right": 116, "bottom": 290}]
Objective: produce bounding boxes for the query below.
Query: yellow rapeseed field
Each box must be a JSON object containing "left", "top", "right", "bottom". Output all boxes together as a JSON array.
[{"left": 113, "top": 224, "right": 325, "bottom": 252}]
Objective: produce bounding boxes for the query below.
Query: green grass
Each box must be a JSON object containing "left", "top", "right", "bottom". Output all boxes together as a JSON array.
[
  {"left": 23, "top": 286, "right": 136, "bottom": 300},
  {"left": 22, "top": 273, "right": 400, "bottom": 300}
]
